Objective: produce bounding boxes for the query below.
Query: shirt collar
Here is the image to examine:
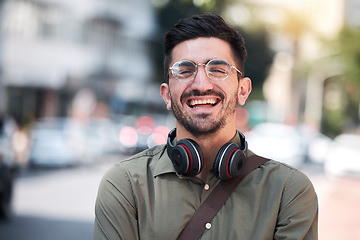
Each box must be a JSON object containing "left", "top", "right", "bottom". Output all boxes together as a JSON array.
[{"left": 153, "top": 144, "right": 177, "bottom": 177}]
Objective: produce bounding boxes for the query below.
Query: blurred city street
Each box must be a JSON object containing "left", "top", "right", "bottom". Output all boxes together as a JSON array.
[
  {"left": 0, "top": 156, "right": 359, "bottom": 240},
  {"left": 0, "top": 156, "right": 119, "bottom": 240}
]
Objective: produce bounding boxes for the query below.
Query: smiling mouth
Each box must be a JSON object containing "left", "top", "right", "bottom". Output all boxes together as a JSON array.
[{"left": 188, "top": 98, "right": 220, "bottom": 108}]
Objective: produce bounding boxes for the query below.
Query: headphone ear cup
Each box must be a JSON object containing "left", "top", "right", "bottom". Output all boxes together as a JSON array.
[
  {"left": 170, "top": 139, "right": 204, "bottom": 176},
  {"left": 213, "top": 142, "right": 245, "bottom": 181}
]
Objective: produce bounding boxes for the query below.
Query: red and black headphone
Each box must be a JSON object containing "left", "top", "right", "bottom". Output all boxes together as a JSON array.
[{"left": 166, "top": 128, "right": 247, "bottom": 181}]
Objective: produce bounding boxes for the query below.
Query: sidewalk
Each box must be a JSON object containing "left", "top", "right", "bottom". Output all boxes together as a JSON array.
[{"left": 315, "top": 176, "right": 360, "bottom": 239}]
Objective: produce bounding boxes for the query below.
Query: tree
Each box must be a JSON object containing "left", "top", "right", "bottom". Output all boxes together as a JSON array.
[{"left": 332, "top": 27, "right": 360, "bottom": 133}]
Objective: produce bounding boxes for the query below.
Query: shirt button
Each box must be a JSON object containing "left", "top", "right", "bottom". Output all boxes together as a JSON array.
[
  {"left": 205, "top": 223, "right": 212, "bottom": 229},
  {"left": 204, "top": 184, "right": 210, "bottom": 191}
]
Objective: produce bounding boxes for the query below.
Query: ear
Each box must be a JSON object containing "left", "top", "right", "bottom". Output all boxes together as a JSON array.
[
  {"left": 160, "top": 83, "right": 172, "bottom": 110},
  {"left": 237, "top": 77, "right": 252, "bottom": 105}
]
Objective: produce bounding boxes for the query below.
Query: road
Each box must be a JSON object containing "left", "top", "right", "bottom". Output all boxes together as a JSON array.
[
  {"left": 0, "top": 156, "right": 118, "bottom": 240},
  {"left": 0, "top": 157, "right": 360, "bottom": 240}
]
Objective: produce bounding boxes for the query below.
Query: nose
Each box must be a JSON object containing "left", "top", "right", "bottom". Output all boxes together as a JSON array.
[{"left": 190, "top": 65, "right": 214, "bottom": 91}]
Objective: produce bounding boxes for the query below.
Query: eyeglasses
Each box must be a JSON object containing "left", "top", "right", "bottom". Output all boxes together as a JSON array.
[{"left": 169, "top": 59, "right": 242, "bottom": 82}]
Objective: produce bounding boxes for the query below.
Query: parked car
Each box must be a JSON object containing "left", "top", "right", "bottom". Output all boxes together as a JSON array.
[
  {"left": 28, "top": 118, "right": 87, "bottom": 167},
  {"left": 245, "top": 122, "right": 306, "bottom": 168},
  {"left": 324, "top": 134, "right": 360, "bottom": 177},
  {"left": 82, "top": 118, "right": 120, "bottom": 157},
  {"left": 306, "top": 133, "right": 332, "bottom": 164},
  {"left": 0, "top": 115, "right": 17, "bottom": 219},
  {"left": 116, "top": 114, "right": 173, "bottom": 155}
]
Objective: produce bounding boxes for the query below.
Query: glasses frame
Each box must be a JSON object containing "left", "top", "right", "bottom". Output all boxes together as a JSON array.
[{"left": 169, "top": 58, "right": 242, "bottom": 82}]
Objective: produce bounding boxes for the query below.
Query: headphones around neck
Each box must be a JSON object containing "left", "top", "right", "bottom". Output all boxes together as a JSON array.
[{"left": 166, "top": 128, "right": 248, "bottom": 181}]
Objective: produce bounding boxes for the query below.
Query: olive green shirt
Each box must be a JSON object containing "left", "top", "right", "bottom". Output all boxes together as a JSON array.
[{"left": 94, "top": 145, "right": 318, "bottom": 240}]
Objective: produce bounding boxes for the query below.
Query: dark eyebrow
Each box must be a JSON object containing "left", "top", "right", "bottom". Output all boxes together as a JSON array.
[{"left": 208, "top": 59, "right": 228, "bottom": 65}]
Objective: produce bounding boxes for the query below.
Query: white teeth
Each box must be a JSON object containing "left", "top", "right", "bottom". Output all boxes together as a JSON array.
[{"left": 190, "top": 99, "right": 217, "bottom": 106}]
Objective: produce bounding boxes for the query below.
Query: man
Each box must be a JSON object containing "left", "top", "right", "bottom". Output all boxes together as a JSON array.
[{"left": 94, "top": 13, "right": 318, "bottom": 239}]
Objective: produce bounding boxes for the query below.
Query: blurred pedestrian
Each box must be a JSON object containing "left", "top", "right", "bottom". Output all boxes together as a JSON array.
[{"left": 94, "top": 13, "right": 318, "bottom": 239}]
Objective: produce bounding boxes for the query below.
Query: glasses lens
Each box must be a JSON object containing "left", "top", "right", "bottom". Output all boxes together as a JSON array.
[
  {"left": 171, "top": 61, "right": 196, "bottom": 82},
  {"left": 206, "top": 59, "right": 231, "bottom": 81}
]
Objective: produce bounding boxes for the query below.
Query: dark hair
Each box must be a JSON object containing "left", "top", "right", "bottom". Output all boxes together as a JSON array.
[{"left": 163, "top": 12, "right": 247, "bottom": 82}]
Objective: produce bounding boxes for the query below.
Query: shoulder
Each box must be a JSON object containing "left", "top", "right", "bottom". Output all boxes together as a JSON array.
[
  {"left": 248, "top": 157, "right": 318, "bottom": 212},
  {"left": 262, "top": 159, "right": 314, "bottom": 188},
  {"left": 102, "top": 144, "right": 167, "bottom": 182},
  {"left": 119, "top": 144, "right": 166, "bottom": 167},
  {"left": 245, "top": 151, "right": 316, "bottom": 196},
  {"left": 260, "top": 159, "right": 317, "bottom": 204}
]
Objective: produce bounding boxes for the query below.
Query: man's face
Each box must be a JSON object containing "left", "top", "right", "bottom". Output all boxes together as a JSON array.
[{"left": 161, "top": 37, "right": 249, "bottom": 137}]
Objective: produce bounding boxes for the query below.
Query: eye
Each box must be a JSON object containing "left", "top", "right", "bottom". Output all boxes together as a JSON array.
[
  {"left": 208, "top": 65, "right": 228, "bottom": 75},
  {"left": 178, "top": 67, "right": 195, "bottom": 76},
  {"left": 211, "top": 67, "right": 226, "bottom": 73}
]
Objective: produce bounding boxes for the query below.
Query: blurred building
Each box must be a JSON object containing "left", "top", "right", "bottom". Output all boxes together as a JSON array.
[
  {"left": 0, "top": 0, "right": 159, "bottom": 124},
  {"left": 346, "top": 0, "right": 360, "bottom": 27}
]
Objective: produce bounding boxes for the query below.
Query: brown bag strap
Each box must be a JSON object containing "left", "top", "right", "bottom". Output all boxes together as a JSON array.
[{"left": 177, "top": 155, "right": 269, "bottom": 240}]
